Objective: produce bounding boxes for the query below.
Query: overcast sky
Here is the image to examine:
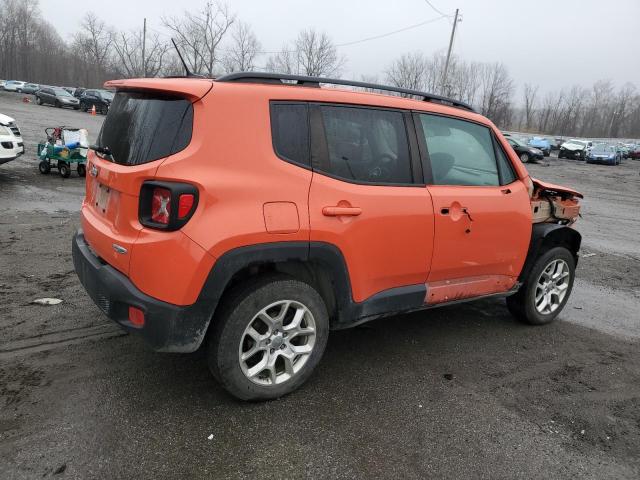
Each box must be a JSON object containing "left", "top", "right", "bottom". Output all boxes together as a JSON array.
[{"left": 42, "top": 0, "right": 640, "bottom": 95}]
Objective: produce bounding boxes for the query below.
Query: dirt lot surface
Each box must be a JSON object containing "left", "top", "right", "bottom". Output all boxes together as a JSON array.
[{"left": 1, "top": 90, "right": 639, "bottom": 479}]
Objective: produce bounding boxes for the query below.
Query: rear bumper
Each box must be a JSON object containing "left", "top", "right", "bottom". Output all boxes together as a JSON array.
[{"left": 72, "top": 230, "right": 212, "bottom": 352}]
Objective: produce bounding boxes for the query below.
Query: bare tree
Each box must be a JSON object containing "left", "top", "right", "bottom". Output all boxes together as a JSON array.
[
  {"left": 265, "top": 47, "right": 296, "bottom": 75},
  {"left": 385, "top": 52, "right": 428, "bottom": 92},
  {"left": 523, "top": 83, "right": 538, "bottom": 130},
  {"left": 295, "top": 29, "right": 344, "bottom": 77},
  {"left": 221, "top": 21, "right": 261, "bottom": 73},
  {"left": 477, "top": 62, "right": 514, "bottom": 126},
  {"left": 112, "top": 29, "right": 168, "bottom": 78},
  {"left": 266, "top": 29, "right": 344, "bottom": 77},
  {"left": 72, "top": 12, "right": 114, "bottom": 86},
  {"left": 163, "top": 1, "right": 234, "bottom": 76}
]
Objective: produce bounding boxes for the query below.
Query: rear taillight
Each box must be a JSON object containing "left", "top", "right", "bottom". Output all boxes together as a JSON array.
[
  {"left": 139, "top": 181, "right": 198, "bottom": 231},
  {"left": 151, "top": 187, "right": 171, "bottom": 224},
  {"left": 178, "top": 194, "right": 195, "bottom": 219}
]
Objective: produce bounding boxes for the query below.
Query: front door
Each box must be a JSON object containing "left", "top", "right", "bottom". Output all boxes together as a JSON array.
[
  {"left": 308, "top": 104, "right": 434, "bottom": 303},
  {"left": 415, "top": 112, "right": 531, "bottom": 304}
]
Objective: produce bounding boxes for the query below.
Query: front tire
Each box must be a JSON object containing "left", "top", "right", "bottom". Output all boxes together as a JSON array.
[
  {"left": 38, "top": 160, "right": 51, "bottom": 174},
  {"left": 77, "top": 164, "right": 86, "bottom": 177},
  {"left": 507, "top": 246, "right": 575, "bottom": 325},
  {"left": 519, "top": 152, "right": 530, "bottom": 163},
  {"left": 36, "top": 96, "right": 42, "bottom": 105},
  {"left": 208, "top": 276, "right": 329, "bottom": 401}
]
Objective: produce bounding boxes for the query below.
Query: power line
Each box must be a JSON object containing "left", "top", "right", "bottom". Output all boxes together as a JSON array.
[
  {"left": 423, "top": 0, "right": 453, "bottom": 18},
  {"left": 335, "top": 15, "right": 449, "bottom": 48},
  {"left": 151, "top": 15, "right": 450, "bottom": 56}
]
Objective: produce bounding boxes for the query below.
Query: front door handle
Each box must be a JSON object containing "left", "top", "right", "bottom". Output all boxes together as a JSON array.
[
  {"left": 322, "top": 206, "right": 362, "bottom": 217},
  {"left": 441, "top": 203, "right": 473, "bottom": 221}
]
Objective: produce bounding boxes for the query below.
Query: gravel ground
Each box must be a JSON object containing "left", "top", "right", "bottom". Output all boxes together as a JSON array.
[{"left": 1, "top": 90, "right": 639, "bottom": 479}]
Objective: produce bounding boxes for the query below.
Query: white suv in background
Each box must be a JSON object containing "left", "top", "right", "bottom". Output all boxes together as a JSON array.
[
  {"left": 3, "top": 81, "right": 27, "bottom": 93},
  {"left": 0, "top": 113, "right": 25, "bottom": 165}
]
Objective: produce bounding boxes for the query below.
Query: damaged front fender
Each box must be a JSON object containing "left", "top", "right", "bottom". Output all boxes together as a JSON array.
[{"left": 530, "top": 178, "right": 582, "bottom": 226}]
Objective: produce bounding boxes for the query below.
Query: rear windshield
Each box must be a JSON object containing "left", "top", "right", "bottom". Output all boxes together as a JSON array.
[{"left": 96, "top": 91, "right": 193, "bottom": 166}]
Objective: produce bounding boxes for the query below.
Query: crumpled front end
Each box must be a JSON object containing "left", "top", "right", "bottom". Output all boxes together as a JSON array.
[{"left": 530, "top": 178, "right": 582, "bottom": 226}]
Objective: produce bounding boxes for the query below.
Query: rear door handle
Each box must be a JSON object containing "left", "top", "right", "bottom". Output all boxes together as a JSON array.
[
  {"left": 501, "top": 188, "right": 512, "bottom": 194},
  {"left": 322, "top": 206, "right": 362, "bottom": 217}
]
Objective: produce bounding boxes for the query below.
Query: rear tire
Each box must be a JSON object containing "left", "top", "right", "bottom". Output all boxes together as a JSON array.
[
  {"left": 77, "top": 164, "right": 86, "bottom": 177},
  {"left": 59, "top": 162, "right": 71, "bottom": 178},
  {"left": 208, "top": 276, "right": 329, "bottom": 401},
  {"left": 507, "top": 246, "right": 575, "bottom": 325}
]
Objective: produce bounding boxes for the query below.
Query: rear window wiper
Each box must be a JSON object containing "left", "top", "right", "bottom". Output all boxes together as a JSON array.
[{"left": 89, "top": 144, "right": 114, "bottom": 161}]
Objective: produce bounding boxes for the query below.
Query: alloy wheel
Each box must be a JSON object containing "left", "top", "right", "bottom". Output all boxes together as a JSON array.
[
  {"left": 238, "top": 300, "right": 316, "bottom": 386},
  {"left": 534, "top": 259, "right": 570, "bottom": 314}
]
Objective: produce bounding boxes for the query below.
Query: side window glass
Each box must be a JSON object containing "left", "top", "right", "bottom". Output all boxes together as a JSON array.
[
  {"left": 270, "top": 103, "right": 310, "bottom": 167},
  {"left": 419, "top": 114, "right": 500, "bottom": 186},
  {"left": 317, "top": 106, "right": 413, "bottom": 184},
  {"left": 494, "top": 140, "right": 517, "bottom": 184}
]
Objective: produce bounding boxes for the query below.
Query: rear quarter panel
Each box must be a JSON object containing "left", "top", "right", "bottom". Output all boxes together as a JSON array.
[{"left": 156, "top": 84, "right": 312, "bottom": 258}]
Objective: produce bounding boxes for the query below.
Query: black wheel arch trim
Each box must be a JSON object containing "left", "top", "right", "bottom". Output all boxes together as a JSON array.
[
  {"left": 198, "top": 241, "right": 426, "bottom": 335},
  {"left": 519, "top": 223, "right": 582, "bottom": 283}
]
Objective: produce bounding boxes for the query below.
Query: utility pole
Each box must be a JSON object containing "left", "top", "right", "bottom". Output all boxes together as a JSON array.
[
  {"left": 142, "top": 18, "right": 147, "bottom": 77},
  {"left": 441, "top": 8, "right": 460, "bottom": 96}
]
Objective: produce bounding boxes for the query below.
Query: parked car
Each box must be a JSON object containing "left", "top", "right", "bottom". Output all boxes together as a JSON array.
[
  {"left": 558, "top": 139, "right": 588, "bottom": 160},
  {"left": 506, "top": 136, "right": 544, "bottom": 162},
  {"left": 586, "top": 144, "right": 621, "bottom": 165},
  {"left": 0, "top": 80, "right": 6, "bottom": 90},
  {"left": 527, "top": 137, "right": 551, "bottom": 156},
  {"left": 628, "top": 146, "right": 640, "bottom": 160},
  {"left": 0, "top": 113, "right": 25, "bottom": 165},
  {"left": 79, "top": 89, "right": 114, "bottom": 114},
  {"left": 3, "top": 80, "right": 27, "bottom": 93},
  {"left": 22, "top": 83, "right": 40, "bottom": 95},
  {"left": 72, "top": 73, "right": 583, "bottom": 401},
  {"left": 552, "top": 137, "right": 564, "bottom": 151},
  {"left": 35, "top": 87, "right": 80, "bottom": 109},
  {"left": 622, "top": 144, "right": 637, "bottom": 158}
]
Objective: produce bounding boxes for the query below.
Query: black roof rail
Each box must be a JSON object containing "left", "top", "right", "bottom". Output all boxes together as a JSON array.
[{"left": 215, "top": 72, "right": 475, "bottom": 112}]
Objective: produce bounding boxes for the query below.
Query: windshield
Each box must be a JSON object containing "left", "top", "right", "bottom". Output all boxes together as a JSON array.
[
  {"left": 99, "top": 90, "right": 115, "bottom": 100},
  {"left": 592, "top": 145, "right": 615, "bottom": 154},
  {"left": 53, "top": 88, "right": 72, "bottom": 97},
  {"left": 508, "top": 137, "right": 527, "bottom": 147},
  {"left": 567, "top": 140, "right": 586, "bottom": 147}
]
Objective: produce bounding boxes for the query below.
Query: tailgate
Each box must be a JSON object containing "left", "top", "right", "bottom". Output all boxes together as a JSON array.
[{"left": 82, "top": 152, "right": 157, "bottom": 275}]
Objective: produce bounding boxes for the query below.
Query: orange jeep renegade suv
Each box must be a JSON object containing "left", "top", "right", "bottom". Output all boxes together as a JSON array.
[{"left": 73, "top": 73, "right": 583, "bottom": 400}]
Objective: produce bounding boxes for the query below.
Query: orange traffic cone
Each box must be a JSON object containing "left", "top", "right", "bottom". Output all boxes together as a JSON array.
[{"left": 90, "top": 104, "right": 96, "bottom": 116}]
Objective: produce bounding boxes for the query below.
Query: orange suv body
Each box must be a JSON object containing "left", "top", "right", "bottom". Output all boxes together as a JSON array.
[{"left": 73, "top": 73, "right": 582, "bottom": 399}]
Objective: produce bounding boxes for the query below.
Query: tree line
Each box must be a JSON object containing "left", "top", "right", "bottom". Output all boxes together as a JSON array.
[{"left": 1, "top": 0, "right": 639, "bottom": 139}]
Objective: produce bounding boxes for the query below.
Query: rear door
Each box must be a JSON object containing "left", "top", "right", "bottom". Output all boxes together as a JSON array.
[
  {"left": 82, "top": 90, "right": 196, "bottom": 275},
  {"left": 308, "top": 104, "right": 434, "bottom": 303},
  {"left": 415, "top": 113, "right": 531, "bottom": 303}
]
